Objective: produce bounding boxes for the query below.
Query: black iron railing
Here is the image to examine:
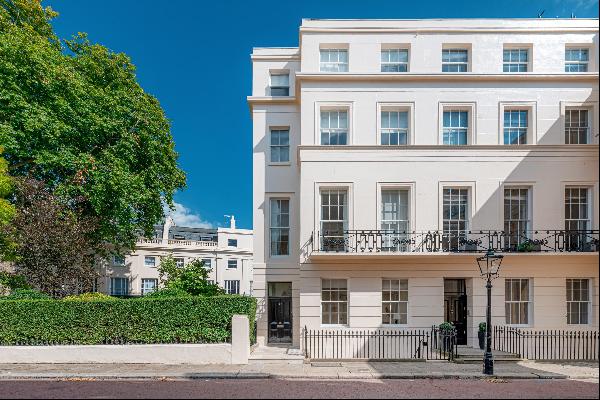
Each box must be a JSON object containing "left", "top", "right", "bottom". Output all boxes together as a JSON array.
[
  {"left": 493, "top": 326, "right": 599, "bottom": 360},
  {"left": 314, "top": 230, "right": 599, "bottom": 254},
  {"left": 302, "top": 326, "right": 457, "bottom": 361}
]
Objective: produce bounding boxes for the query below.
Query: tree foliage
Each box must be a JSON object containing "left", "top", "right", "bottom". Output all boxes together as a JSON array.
[
  {"left": 0, "top": 148, "right": 15, "bottom": 259},
  {"left": 0, "top": 0, "right": 186, "bottom": 252},
  {"left": 158, "top": 255, "right": 225, "bottom": 297},
  {"left": 9, "top": 178, "right": 101, "bottom": 297}
]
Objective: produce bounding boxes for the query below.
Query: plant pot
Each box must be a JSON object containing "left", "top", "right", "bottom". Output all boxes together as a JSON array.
[
  {"left": 478, "top": 331, "right": 485, "bottom": 350},
  {"left": 583, "top": 242, "right": 598, "bottom": 252},
  {"left": 460, "top": 243, "right": 478, "bottom": 252},
  {"left": 439, "top": 332, "right": 454, "bottom": 352}
]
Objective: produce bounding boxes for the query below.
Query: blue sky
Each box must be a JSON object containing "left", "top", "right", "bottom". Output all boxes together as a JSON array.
[{"left": 48, "top": 0, "right": 599, "bottom": 229}]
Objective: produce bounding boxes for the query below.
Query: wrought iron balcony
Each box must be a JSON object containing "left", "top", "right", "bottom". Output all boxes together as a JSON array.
[{"left": 311, "top": 230, "right": 599, "bottom": 254}]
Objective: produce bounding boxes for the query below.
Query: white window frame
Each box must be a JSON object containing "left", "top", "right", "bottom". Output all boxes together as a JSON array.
[
  {"left": 321, "top": 278, "right": 349, "bottom": 327},
  {"left": 227, "top": 259, "right": 238, "bottom": 269},
  {"left": 319, "top": 187, "right": 349, "bottom": 251},
  {"left": 498, "top": 102, "right": 537, "bottom": 145},
  {"left": 566, "top": 278, "right": 591, "bottom": 325},
  {"left": 381, "top": 279, "right": 409, "bottom": 326},
  {"left": 270, "top": 198, "right": 290, "bottom": 257},
  {"left": 560, "top": 101, "right": 597, "bottom": 145},
  {"left": 224, "top": 280, "right": 240, "bottom": 295},
  {"left": 564, "top": 186, "right": 592, "bottom": 232},
  {"left": 144, "top": 256, "right": 156, "bottom": 268},
  {"left": 564, "top": 108, "right": 591, "bottom": 145},
  {"left": 228, "top": 239, "right": 238, "bottom": 247},
  {"left": 438, "top": 182, "right": 476, "bottom": 234},
  {"left": 503, "top": 45, "right": 531, "bottom": 73},
  {"left": 442, "top": 187, "right": 470, "bottom": 246},
  {"left": 503, "top": 110, "right": 529, "bottom": 145},
  {"left": 112, "top": 255, "right": 125, "bottom": 267},
  {"left": 141, "top": 278, "right": 158, "bottom": 295},
  {"left": 319, "top": 47, "right": 349, "bottom": 72},
  {"left": 441, "top": 46, "right": 470, "bottom": 72},
  {"left": 565, "top": 47, "right": 590, "bottom": 72},
  {"left": 503, "top": 186, "right": 532, "bottom": 249},
  {"left": 379, "top": 188, "right": 411, "bottom": 252},
  {"left": 377, "top": 103, "right": 414, "bottom": 146},
  {"left": 438, "top": 103, "right": 476, "bottom": 145},
  {"left": 174, "top": 257, "right": 185, "bottom": 268},
  {"left": 320, "top": 109, "right": 349, "bottom": 146},
  {"left": 110, "top": 277, "right": 129, "bottom": 296},
  {"left": 269, "top": 71, "right": 290, "bottom": 96},
  {"left": 269, "top": 127, "right": 290, "bottom": 164},
  {"left": 202, "top": 258, "right": 212, "bottom": 269},
  {"left": 315, "top": 102, "right": 353, "bottom": 145},
  {"left": 380, "top": 46, "right": 410, "bottom": 72},
  {"left": 505, "top": 278, "right": 532, "bottom": 326}
]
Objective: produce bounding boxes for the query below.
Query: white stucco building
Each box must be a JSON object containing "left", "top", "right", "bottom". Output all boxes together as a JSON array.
[
  {"left": 249, "top": 18, "right": 599, "bottom": 350},
  {"left": 97, "top": 217, "right": 253, "bottom": 297}
]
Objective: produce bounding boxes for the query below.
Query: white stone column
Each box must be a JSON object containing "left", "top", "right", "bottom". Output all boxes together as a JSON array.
[{"left": 231, "top": 315, "right": 249, "bottom": 364}]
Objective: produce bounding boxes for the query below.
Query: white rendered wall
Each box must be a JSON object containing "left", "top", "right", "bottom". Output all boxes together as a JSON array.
[{"left": 250, "top": 19, "right": 599, "bottom": 348}]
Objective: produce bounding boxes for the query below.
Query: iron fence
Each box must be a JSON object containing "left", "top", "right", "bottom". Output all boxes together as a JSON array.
[
  {"left": 302, "top": 326, "right": 457, "bottom": 361},
  {"left": 314, "top": 229, "right": 599, "bottom": 254},
  {"left": 493, "top": 326, "right": 599, "bottom": 360}
]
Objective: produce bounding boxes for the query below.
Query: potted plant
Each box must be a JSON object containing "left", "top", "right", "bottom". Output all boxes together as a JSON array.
[
  {"left": 478, "top": 322, "right": 486, "bottom": 350},
  {"left": 438, "top": 322, "right": 455, "bottom": 353},
  {"left": 459, "top": 240, "right": 479, "bottom": 252},
  {"left": 517, "top": 240, "right": 540, "bottom": 252},
  {"left": 583, "top": 239, "right": 598, "bottom": 252}
]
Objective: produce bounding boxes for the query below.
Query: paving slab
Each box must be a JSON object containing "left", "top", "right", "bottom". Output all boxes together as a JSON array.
[{"left": 0, "top": 360, "right": 580, "bottom": 381}]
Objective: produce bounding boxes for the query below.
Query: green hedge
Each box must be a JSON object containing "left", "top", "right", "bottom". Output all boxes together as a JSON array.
[{"left": 0, "top": 295, "right": 256, "bottom": 345}]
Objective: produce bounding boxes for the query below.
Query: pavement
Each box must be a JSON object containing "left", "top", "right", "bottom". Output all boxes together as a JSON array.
[{"left": 0, "top": 359, "right": 597, "bottom": 381}]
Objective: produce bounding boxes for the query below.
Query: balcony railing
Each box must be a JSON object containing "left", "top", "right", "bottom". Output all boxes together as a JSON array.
[
  {"left": 136, "top": 238, "right": 218, "bottom": 248},
  {"left": 312, "top": 230, "right": 599, "bottom": 254}
]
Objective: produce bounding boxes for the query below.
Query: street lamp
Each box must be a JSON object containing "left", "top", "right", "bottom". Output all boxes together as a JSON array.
[{"left": 476, "top": 248, "right": 504, "bottom": 375}]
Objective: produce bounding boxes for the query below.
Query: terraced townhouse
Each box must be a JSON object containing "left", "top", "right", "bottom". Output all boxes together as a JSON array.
[
  {"left": 97, "top": 217, "right": 253, "bottom": 297},
  {"left": 248, "top": 18, "right": 599, "bottom": 352}
]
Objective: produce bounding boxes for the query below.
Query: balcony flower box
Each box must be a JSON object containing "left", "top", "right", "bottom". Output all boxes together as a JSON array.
[{"left": 517, "top": 241, "right": 541, "bottom": 252}]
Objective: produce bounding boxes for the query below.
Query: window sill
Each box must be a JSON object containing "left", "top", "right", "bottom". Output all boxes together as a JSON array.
[{"left": 268, "top": 162, "right": 291, "bottom": 167}]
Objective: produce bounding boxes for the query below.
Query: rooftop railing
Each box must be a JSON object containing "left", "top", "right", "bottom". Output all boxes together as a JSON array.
[
  {"left": 311, "top": 229, "right": 599, "bottom": 254},
  {"left": 136, "top": 238, "right": 218, "bottom": 248}
]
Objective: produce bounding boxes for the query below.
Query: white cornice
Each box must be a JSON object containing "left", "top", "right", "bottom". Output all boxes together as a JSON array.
[
  {"left": 295, "top": 72, "right": 599, "bottom": 82},
  {"left": 297, "top": 144, "right": 600, "bottom": 162}
]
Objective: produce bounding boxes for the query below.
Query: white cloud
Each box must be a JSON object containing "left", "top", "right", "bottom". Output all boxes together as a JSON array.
[{"left": 165, "top": 202, "right": 215, "bottom": 229}]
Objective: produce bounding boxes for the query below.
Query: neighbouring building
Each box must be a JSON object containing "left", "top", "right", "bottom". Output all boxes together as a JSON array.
[
  {"left": 249, "top": 18, "right": 599, "bottom": 350},
  {"left": 97, "top": 216, "right": 253, "bottom": 297}
]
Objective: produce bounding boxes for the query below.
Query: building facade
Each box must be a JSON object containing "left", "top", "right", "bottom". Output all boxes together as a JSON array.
[
  {"left": 97, "top": 217, "right": 253, "bottom": 297},
  {"left": 249, "top": 18, "right": 599, "bottom": 349}
]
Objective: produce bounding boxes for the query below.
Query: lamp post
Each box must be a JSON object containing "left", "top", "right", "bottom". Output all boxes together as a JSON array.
[{"left": 476, "top": 248, "right": 504, "bottom": 375}]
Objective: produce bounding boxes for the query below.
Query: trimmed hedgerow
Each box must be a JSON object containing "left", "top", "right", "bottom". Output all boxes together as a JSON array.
[
  {"left": 0, "top": 295, "right": 256, "bottom": 345},
  {"left": 0, "top": 289, "right": 50, "bottom": 300}
]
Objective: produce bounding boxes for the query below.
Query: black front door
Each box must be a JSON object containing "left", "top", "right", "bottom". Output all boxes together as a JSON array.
[
  {"left": 444, "top": 279, "right": 468, "bottom": 345},
  {"left": 267, "top": 282, "right": 293, "bottom": 343},
  {"left": 268, "top": 297, "right": 292, "bottom": 343}
]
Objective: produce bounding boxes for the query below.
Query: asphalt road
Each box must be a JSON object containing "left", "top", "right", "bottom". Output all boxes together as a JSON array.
[{"left": 1, "top": 379, "right": 598, "bottom": 399}]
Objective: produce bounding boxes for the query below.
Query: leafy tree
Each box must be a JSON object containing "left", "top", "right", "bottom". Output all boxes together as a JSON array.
[
  {"left": 0, "top": 148, "right": 15, "bottom": 259},
  {"left": 9, "top": 178, "right": 101, "bottom": 297},
  {"left": 158, "top": 255, "right": 224, "bottom": 297},
  {"left": 0, "top": 0, "right": 186, "bottom": 252}
]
